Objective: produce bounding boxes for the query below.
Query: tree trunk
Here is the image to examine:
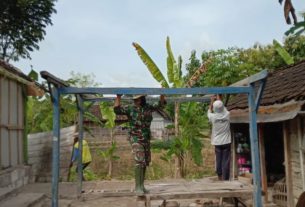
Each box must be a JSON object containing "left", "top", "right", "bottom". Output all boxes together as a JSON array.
[
  {"left": 174, "top": 102, "right": 183, "bottom": 178},
  {"left": 108, "top": 129, "right": 114, "bottom": 178}
]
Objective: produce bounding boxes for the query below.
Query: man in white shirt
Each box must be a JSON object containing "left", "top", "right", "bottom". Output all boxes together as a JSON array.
[{"left": 207, "top": 95, "right": 231, "bottom": 180}]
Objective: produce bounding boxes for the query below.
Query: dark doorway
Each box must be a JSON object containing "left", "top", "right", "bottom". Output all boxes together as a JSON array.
[{"left": 263, "top": 122, "right": 285, "bottom": 185}]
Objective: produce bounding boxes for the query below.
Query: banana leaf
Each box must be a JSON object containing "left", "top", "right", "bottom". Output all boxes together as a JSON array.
[
  {"left": 273, "top": 39, "right": 294, "bottom": 65},
  {"left": 133, "top": 42, "right": 169, "bottom": 88},
  {"left": 285, "top": 21, "right": 305, "bottom": 36},
  {"left": 100, "top": 102, "right": 116, "bottom": 129},
  {"left": 166, "top": 37, "right": 176, "bottom": 84}
]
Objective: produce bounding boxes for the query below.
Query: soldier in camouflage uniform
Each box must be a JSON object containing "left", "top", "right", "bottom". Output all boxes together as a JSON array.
[{"left": 114, "top": 94, "right": 165, "bottom": 194}]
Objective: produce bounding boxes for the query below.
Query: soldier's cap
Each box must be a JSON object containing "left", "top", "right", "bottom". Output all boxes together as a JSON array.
[{"left": 132, "top": 94, "right": 146, "bottom": 99}]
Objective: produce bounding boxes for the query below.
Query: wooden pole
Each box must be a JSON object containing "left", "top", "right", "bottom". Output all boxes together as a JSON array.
[
  {"left": 297, "top": 117, "right": 305, "bottom": 190},
  {"left": 231, "top": 129, "right": 236, "bottom": 180},
  {"left": 283, "top": 121, "right": 294, "bottom": 207},
  {"left": 258, "top": 124, "right": 268, "bottom": 203},
  {"left": 174, "top": 102, "right": 182, "bottom": 178}
]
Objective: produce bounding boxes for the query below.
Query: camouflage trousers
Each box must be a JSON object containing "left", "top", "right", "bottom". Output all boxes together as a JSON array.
[{"left": 131, "top": 141, "right": 151, "bottom": 167}]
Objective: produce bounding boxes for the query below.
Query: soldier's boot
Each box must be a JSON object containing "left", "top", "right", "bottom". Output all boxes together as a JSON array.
[
  {"left": 141, "top": 166, "right": 149, "bottom": 193},
  {"left": 135, "top": 166, "right": 144, "bottom": 195}
]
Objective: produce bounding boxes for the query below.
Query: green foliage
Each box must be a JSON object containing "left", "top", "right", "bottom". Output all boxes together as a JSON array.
[
  {"left": 26, "top": 95, "right": 78, "bottom": 133},
  {"left": 153, "top": 102, "right": 206, "bottom": 172},
  {"left": 132, "top": 42, "right": 169, "bottom": 88},
  {"left": 273, "top": 39, "right": 294, "bottom": 65},
  {"left": 147, "top": 162, "right": 165, "bottom": 180},
  {"left": 133, "top": 36, "right": 184, "bottom": 88},
  {"left": 184, "top": 50, "right": 202, "bottom": 87},
  {"left": 97, "top": 141, "right": 120, "bottom": 162},
  {"left": 68, "top": 166, "right": 97, "bottom": 181},
  {"left": 151, "top": 139, "right": 172, "bottom": 150},
  {"left": 166, "top": 37, "right": 175, "bottom": 84},
  {"left": 28, "top": 69, "right": 38, "bottom": 81},
  {"left": 26, "top": 71, "right": 101, "bottom": 133},
  {"left": 67, "top": 71, "right": 101, "bottom": 88},
  {"left": 0, "top": 0, "right": 56, "bottom": 61},
  {"left": 178, "top": 102, "right": 206, "bottom": 166},
  {"left": 284, "top": 35, "right": 305, "bottom": 62},
  {"left": 186, "top": 39, "right": 303, "bottom": 88},
  {"left": 201, "top": 48, "right": 244, "bottom": 86},
  {"left": 99, "top": 102, "right": 116, "bottom": 129}
]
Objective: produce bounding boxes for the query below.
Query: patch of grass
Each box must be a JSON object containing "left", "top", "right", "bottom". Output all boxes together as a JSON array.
[
  {"left": 68, "top": 166, "right": 98, "bottom": 181},
  {"left": 147, "top": 166, "right": 164, "bottom": 180}
]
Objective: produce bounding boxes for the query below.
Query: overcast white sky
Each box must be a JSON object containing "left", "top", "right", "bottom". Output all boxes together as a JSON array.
[{"left": 13, "top": 0, "right": 304, "bottom": 87}]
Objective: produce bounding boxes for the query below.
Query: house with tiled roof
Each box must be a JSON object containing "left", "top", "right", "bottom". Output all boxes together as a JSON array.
[{"left": 227, "top": 60, "right": 305, "bottom": 206}]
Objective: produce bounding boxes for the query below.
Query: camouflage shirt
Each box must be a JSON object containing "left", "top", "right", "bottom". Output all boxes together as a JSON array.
[{"left": 114, "top": 104, "right": 158, "bottom": 143}]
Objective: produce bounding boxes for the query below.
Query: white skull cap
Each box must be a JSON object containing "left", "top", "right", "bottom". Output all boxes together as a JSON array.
[{"left": 213, "top": 100, "right": 224, "bottom": 113}]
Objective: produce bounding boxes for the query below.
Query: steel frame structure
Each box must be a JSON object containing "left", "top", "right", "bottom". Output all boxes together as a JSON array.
[{"left": 41, "top": 70, "right": 268, "bottom": 207}]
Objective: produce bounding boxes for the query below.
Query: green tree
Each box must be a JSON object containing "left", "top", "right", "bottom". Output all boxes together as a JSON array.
[
  {"left": 184, "top": 51, "right": 202, "bottom": 87},
  {"left": 27, "top": 71, "right": 100, "bottom": 133},
  {"left": 0, "top": 0, "right": 56, "bottom": 61},
  {"left": 68, "top": 71, "right": 101, "bottom": 88},
  {"left": 193, "top": 40, "right": 297, "bottom": 88},
  {"left": 201, "top": 48, "right": 244, "bottom": 87},
  {"left": 284, "top": 35, "right": 305, "bottom": 62}
]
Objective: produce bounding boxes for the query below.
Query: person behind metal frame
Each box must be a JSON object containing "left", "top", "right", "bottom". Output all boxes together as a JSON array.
[
  {"left": 69, "top": 132, "right": 92, "bottom": 181},
  {"left": 207, "top": 94, "right": 231, "bottom": 181},
  {"left": 114, "top": 94, "right": 165, "bottom": 195}
]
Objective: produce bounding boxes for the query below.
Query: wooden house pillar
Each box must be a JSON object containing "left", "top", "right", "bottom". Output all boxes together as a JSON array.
[
  {"left": 283, "top": 121, "right": 294, "bottom": 207},
  {"left": 258, "top": 124, "right": 268, "bottom": 203}
]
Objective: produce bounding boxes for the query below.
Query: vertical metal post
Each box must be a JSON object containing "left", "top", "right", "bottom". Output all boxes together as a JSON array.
[
  {"left": 51, "top": 87, "right": 60, "bottom": 207},
  {"left": 248, "top": 84, "right": 263, "bottom": 207},
  {"left": 77, "top": 96, "right": 84, "bottom": 196}
]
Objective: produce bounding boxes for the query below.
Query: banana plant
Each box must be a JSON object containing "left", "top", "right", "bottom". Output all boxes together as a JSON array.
[
  {"left": 132, "top": 37, "right": 205, "bottom": 178},
  {"left": 98, "top": 102, "right": 118, "bottom": 178}
]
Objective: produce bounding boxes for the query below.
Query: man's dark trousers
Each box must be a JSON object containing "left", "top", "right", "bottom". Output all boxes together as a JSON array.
[{"left": 215, "top": 143, "right": 231, "bottom": 180}]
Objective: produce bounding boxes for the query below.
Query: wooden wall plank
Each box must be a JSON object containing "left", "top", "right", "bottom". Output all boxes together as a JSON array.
[
  {"left": 18, "top": 85, "right": 24, "bottom": 164},
  {"left": 9, "top": 81, "right": 18, "bottom": 166},
  {"left": 1, "top": 78, "right": 10, "bottom": 168}
]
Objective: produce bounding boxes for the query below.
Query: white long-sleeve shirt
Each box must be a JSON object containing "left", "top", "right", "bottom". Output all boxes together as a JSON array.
[{"left": 207, "top": 108, "right": 231, "bottom": 146}]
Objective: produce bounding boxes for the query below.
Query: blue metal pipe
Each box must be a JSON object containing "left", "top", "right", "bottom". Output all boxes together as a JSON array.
[
  {"left": 248, "top": 84, "right": 263, "bottom": 207},
  {"left": 59, "top": 86, "right": 250, "bottom": 95},
  {"left": 51, "top": 87, "right": 60, "bottom": 207},
  {"left": 255, "top": 80, "right": 266, "bottom": 112},
  {"left": 77, "top": 95, "right": 84, "bottom": 196}
]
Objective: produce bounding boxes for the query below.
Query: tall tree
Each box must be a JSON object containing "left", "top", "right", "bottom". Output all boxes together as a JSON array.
[{"left": 0, "top": 0, "right": 56, "bottom": 62}]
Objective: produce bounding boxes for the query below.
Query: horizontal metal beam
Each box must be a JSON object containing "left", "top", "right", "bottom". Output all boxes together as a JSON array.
[
  {"left": 59, "top": 87, "right": 251, "bottom": 96},
  {"left": 82, "top": 96, "right": 211, "bottom": 103}
]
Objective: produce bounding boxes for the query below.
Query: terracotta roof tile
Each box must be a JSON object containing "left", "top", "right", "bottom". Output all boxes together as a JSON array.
[{"left": 228, "top": 60, "right": 305, "bottom": 110}]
